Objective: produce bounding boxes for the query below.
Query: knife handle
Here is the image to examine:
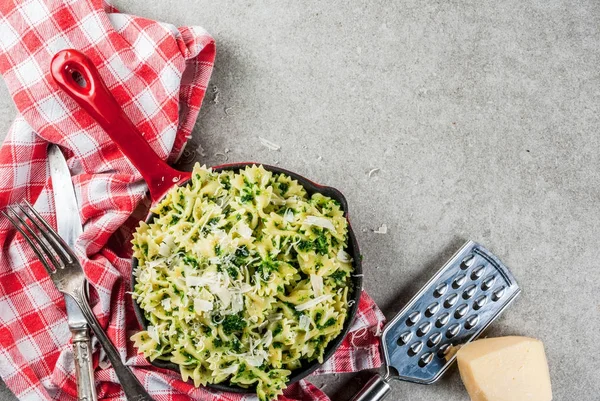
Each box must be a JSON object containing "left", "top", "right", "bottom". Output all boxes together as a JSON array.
[{"left": 71, "top": 325, "right": 98, "bottom": 401}]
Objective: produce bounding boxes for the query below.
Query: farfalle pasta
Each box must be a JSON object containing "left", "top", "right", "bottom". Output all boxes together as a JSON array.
[{"left": 131, "top": 164, "right": 354, "bottom": 401}]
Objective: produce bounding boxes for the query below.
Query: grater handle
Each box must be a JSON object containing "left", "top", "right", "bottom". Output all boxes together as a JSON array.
[{"left": 349, "top": 374, "right": 392, "bottom": 401}]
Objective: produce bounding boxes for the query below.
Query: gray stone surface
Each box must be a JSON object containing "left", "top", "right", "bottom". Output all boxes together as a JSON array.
[{"left": 1, "top": 0, "right": 599, "bottom": 399}]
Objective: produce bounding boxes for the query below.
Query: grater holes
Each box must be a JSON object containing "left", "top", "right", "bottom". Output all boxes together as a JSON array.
[
  {"left": 433, "top": 282, "right": 448, "bottom": 298},
  {"left": 470, "top": 265, "right": 485, "bottom": 280},
  {"left": 444, "top": 293, "right": 459, "bottom": 308},
  {"left": 452, "top": 274, "right": 467, "bottom": 289},
  {"left": 406, "top": 311, "right": 421, "bottom": 326},
  {"left": 454, "top": 303, "right": 469, "bottom": 319},
  {"left": 437, "top": 343, "right": 452, "bottom": 358},
  {"left": 464, "top": 314, "right": 479, "bottom": 330},
  {"left": 408, "top": 341, "right": 423, "bottom": 356},
  {"left": 481, "top": 274, "right": 496, "bottom": 291},
  {"left": 492, "top": 286, "right": 506, "bottom": 301},
  {"left": 462, "top": 284, "right": 477, "bottom": 300},
  {"left": 419, "top": 352, "right": 434, "bottom": 367},
  {"left": 425, "top": 301, "right": 440, "bottom": 317},
  {"left": 473, "top": 294, "right": 487, "bottom": 310},
  {"left": 417, "top": 321, "right": 432, "bottom": 337},
  {"left": 397, "top": 331, "right": 412, "bottom": 346},
  {"left": 460, "top": 255, "right": 474, "bottom": 270},
  {"left": 446, "top": 323, "right": 460, "bottom": 338},
  {"left": 435, "top": 312, "right": 450, "bottom": 328},
  {"left": 427, "top": 332, "right": 442, "bottom": 347}
]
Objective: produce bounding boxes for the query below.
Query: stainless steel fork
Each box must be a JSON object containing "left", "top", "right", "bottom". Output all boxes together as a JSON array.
[{"left": 3, "top": 201, "right": 153, "bottom": 401}]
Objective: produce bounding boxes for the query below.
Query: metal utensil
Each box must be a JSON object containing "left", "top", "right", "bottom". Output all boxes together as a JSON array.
[
  {"left": 351, "top": 241, "right": 520, "bottom": 401},
  {"left": 48, "top": 144, "right": 97, "bottom": 401},
  {"left": 2, "top": 202, "right": 153, "bottom": 401}
]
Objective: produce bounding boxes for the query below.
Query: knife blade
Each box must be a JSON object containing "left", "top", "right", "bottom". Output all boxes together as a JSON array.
[{"left": 48, "top": 145, "right": 97, "bottom": 401}]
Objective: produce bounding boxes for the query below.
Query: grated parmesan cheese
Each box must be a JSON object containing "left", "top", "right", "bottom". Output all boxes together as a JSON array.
[
  {"left": 270, "top": 196, "right": 286, "bottom": 206},
  {"left": 219, "top": 364, "right": 239, "bottom": 375},
  {"left": 283, "top": 209, "right": 294, "bottom": 223},
  {"left": 147, "top": 325, "right": 159, "bottom": 343},
  {"left": 374, "top": 224, "right": 387, "bottom": 234},
  {"left": 231, "top": 293, "right": 244, "bottom": 314},
  {"left": 310, "top": 274, "right": 324, "bottom": 297},
  {"left": 237, "top": 222, "right": 253, "bottom": 239},
  {"left": 337, "top": 249, "right": 352, "bottom": 263},
  {"left": 196, "top": 143, "right": 206, "bottom": 157},
  {"left": 161, "top": 298, "right": 171, "bottom": 311},
  {"left": 212, "top": 286, "right": 232, "bottom": 309},
  {"left": 368, "top": 168, "right": 380, "bottom": 178},
  {"left": 258, "top": 137, "right": 281, "bottom": 151},
  {"left": 245, "top": 351, "right": 267, "bottom": 367},
  {"left": 145, "top": 258, "right": 165, "bottom": 269},
  {"left": 215, "top": 152, "right": 228, "bottom": 161},
  {"left": 304, "top": 216, "right": 336, "bottom": 232},
  {"left": 295, "top": 294, "right": 333, "bottom": 311},
  {"left": 236, "top": 283, "right": 253, "bottom": 293},
  {"left": 194, "top": 299, "right": 214, "bottom": 313},
  {"left": 159, "top": 236, "right": 175, "bottom": 257},
  {"left": 263, "top": 330, "right": 273, "bottom": 348},
  {"left": 268, "top": 313, "right": 283, "bottom": 322},
  {"left": 186, "top": 272, "right": 219, "bottom": 287},
  {"left": 299, "top": 315, "right": 311, "bottom": 332}
]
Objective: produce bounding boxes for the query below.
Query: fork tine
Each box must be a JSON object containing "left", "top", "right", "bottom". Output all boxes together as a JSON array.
[
  {"left": 17, "top": 201, "right": 75, "bottom": 265},
  {"left": 6, "top": 205, "right": 63, "bottom": 269},
  {"left": 2, "top": 209, "right": 56, "bottom": 276}
]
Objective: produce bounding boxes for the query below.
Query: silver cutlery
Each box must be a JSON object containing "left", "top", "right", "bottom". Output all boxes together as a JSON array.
[
  {"left": 48, "top": 145, "right": 97, "bottom": 401},
  {"left": 2, "top": 201, "right": 153, "bottom": 401}
]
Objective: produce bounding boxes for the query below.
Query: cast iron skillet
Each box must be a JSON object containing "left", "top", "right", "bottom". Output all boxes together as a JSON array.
[{"left": 51, "top": 49, "right": 362, "bottom": 393}]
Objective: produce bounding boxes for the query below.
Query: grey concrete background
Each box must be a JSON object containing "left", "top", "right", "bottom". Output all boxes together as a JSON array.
[{"left": 1, "top": 0, "right": 599, "bottom": 399}]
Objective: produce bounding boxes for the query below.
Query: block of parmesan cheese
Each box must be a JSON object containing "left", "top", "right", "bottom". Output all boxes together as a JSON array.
[{"left": 456, "top": 336, "right": 552, "bottom": 401}]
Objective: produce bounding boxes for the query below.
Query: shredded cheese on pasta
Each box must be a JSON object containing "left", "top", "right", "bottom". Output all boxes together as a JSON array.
[{"left": 131, "top": 164, "right": 353, "bottom": 401}]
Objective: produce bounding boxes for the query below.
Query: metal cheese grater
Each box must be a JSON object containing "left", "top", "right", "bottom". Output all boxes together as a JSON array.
[{"left": 351, "top": 241, "right": 520, "bottom": 401}]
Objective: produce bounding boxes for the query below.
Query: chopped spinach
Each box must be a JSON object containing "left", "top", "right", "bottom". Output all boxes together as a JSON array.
[
  {"left": 222, "top": 314, "right": 247, "bottom": 335},
  {"left": 278, "top": 182, "right": 289, "bottom": 194}
]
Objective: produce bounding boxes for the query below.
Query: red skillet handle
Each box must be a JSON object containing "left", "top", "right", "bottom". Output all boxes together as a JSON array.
[{"left": 50, "top": 49, "right": 189, "bottom": 202}]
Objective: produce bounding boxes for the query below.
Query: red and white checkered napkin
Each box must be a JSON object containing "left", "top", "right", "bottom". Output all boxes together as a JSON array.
[{"left": 0, "top": 1, "right": 386, "bottom": 400}]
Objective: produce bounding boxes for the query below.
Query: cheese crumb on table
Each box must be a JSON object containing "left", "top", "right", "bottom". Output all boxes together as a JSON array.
[{"left": 456, "top": 336, "right": 552, "bottom": 401}]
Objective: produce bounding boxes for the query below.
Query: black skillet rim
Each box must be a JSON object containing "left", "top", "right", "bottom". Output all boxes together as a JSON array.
[{"left": 131, "top": 163, "right": 363, "bottom": 393}]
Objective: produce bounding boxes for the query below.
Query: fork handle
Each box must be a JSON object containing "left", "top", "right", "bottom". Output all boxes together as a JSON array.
[
  {"left": 69, "top": 290, "right": 154, "bottom": 401},
  {"left": 71, "top": 324, "right": 97, "bottom": 401}
]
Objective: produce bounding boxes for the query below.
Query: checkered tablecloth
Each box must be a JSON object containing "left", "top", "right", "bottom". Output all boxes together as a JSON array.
[{"left": 0, "top": 1, "right": 386, "bottom": 400}]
